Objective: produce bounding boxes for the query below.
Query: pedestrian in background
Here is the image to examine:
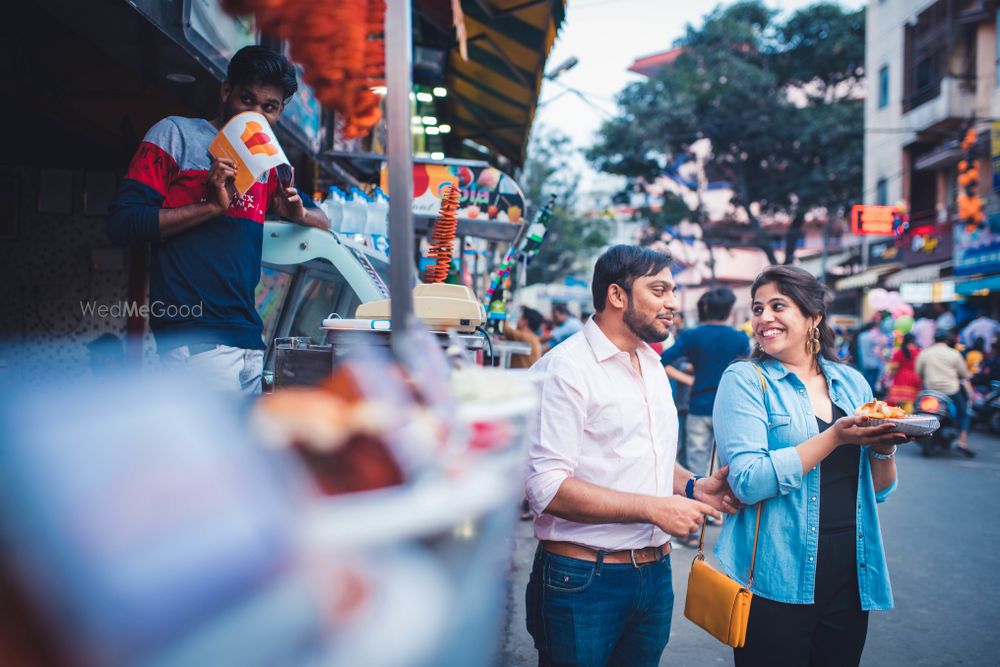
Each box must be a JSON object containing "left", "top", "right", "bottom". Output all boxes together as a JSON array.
[
  {"left": 506, "top": 306, "right": 544, "bottom": 370},
  {"left": 660, "top": 287, "right": 750, "bottom": 479},
  {"left": 541, "top": 303, "right": 582, "bottom": 350},
  {"left": 917, "top": 330, "right": 976, "bottom": 457},
  {"left": 911, "top": 306, "right": 936, "bottom": 350},
  {"left": 885, "top": 333, "right": 922, "bottom": 412},
  {"left": 856, "top": 321, "right": 886, "bottom": 396},
  {"left": 961, "top": 311, "right": 1000, "bottom": 354},
  {"left": 714, "top": 266, "right": 905, "bottom": 667}
]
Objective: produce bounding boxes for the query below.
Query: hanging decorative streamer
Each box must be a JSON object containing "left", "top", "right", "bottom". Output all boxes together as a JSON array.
[
  {"left": 221, "top": 0, "right": 386, "bottom": 139},
  {"left": 423, "top": 184, "right": 461, "bottom": 283},
  {"left": 484, "top": 194, "right": 557, "bottom": 307}
]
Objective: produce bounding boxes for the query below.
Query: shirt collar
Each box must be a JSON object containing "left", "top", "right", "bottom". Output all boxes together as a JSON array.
[
  {"left": 760, "top": 355, "right": 846, "bottom": 388},
  {"left": 583, "top": 315, "right": 661, "bottom": 364}
]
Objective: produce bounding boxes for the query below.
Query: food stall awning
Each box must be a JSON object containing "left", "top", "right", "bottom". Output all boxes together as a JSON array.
[
  {"left": 956, "top": 273, "right": 1000, "bottom": 296},
  {"left": 834, "top": 264, "right": 902, "bottom": 291},
  {"left": 883, "top": 260, "right": 953, "bottom": 289},
  {"left": 418, "top": 0, "right": 566, "bottom": 167}
]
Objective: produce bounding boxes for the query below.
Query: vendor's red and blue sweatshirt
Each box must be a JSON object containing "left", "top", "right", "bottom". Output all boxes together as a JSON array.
[{"left": 108, "top": 116, "right": 314, "bottom": 351}]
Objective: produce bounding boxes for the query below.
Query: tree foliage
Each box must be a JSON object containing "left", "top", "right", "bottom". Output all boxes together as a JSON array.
[
  {"left": 521, "top": 128, "right": 609, "bottom": 284},
  {"left": 587, "top": 1, "right": 865, "bottom": 264}
]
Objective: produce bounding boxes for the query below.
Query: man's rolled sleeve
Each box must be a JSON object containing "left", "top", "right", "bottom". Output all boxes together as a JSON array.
[
  {"left": 714, "top": 365, "right": 804, "bottom": 505},
  {"left": 524, "top": 359, "right": 585, "bottom": 515}
]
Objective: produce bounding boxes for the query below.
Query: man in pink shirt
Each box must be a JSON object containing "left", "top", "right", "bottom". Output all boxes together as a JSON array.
[{"left": 524, "top": 245, "right": 740, "bottom": 666}]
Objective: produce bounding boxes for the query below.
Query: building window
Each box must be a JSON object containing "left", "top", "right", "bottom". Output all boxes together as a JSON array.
[
  {"left": 903, "top": 1, "right": 950, "bottom": 112},
  {"left": 878, "top": 65, "right": 889, "bottom": 108},
  {"left": 876, "top": 178, "right": 888, "bottom": 206}
]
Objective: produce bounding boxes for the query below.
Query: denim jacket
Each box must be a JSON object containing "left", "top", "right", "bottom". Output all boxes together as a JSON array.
[{"left": 712, "top": 356, "right": 895, "bottom": 610}]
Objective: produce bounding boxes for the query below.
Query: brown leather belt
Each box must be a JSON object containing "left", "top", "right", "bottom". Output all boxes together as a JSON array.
[{"left": 542, "top": 540, "right": 671, "bottom": 567}]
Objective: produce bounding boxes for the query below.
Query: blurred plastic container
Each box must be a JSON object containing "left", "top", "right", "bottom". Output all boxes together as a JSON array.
[
  {"left": 325, "top": 186, "right": 345, "bottom": 233},
  {"left": 341, "top": 187, "right": 369, "bottom": 238},
  {"left": 366, "top": 188, "right": 390, "bottom": 256}
]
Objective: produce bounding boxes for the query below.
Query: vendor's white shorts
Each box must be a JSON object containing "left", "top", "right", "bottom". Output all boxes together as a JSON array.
[{"left": 161, "top": 344, "right": 264, "bottom": 395}]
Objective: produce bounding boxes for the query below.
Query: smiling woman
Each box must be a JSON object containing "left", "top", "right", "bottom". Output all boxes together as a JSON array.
[{"left": 711, "top": 265, "right": 904, "bottom": 667}]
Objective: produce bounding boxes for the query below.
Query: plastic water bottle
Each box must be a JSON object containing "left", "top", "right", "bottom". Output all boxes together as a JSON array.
[
  {"left": 325, "top": 186, "right": 344, "bottom": 232},
  {"left": 341, "top": 187, "right": 368, "bottom": 237},
  {"left": 366, "top": 188, "right": 390, "bottom": 255}
]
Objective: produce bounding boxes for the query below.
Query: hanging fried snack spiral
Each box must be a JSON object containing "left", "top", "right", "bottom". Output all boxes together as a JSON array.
[{"left": 423, "top": 184, "right": 461, "bottom": 283}]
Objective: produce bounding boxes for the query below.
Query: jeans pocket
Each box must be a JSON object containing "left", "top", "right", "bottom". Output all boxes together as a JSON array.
[{"left": 543, "top": 555, "right": 597, "bottom": 593}]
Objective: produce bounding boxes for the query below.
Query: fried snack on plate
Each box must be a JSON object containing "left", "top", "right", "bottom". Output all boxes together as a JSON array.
[{"left": 854, "top": 399, "right": 908, "bottom": 420}]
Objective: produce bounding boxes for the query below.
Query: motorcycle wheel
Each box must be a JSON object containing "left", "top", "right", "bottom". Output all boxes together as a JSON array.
[{"left": 990, "top": 411, "right": 1000, "bottom": 435}]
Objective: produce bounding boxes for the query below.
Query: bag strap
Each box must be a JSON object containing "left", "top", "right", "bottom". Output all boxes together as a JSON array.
[{"left": 694, "top": 364, "right": 766, "bottom": 590}]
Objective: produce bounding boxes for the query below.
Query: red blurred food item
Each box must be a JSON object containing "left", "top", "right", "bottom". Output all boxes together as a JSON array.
[
  {"left": 254, "top": 387, "right": 402, "bottom": 494},
  {"left": 222, "top": 0, "right": 386, "bottom": 139}
]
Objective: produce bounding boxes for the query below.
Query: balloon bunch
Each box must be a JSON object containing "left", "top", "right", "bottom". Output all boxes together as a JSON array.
[
  {"left": 423, "top": 184, "right": 460, "bottom": 283},
  {"left": 221, "top": 0, "right": 385, "bottom": 139}
]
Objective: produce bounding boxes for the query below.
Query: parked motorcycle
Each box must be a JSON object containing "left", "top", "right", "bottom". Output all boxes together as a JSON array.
[
  {"left": 971, "top": 381, "right": 1000, "bottom": 434},
  {"left": 913, "top": 390, "right": 961, "bottom": 457}
]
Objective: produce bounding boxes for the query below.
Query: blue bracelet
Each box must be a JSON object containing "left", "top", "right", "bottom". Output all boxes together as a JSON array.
[
  {"left": 685, "top": 475, "right": 703, "bottom": 499},
  {"left": 869, "top": 445, "right": 897, "bottom": 460}
]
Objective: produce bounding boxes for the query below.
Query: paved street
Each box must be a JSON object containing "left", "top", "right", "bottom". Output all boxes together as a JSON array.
[{"left": 494, "top": 430, "right": 1000, "bottom": 667}]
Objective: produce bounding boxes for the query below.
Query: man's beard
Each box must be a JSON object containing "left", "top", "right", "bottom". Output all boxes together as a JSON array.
[{"left": 624, "top": 300, "right": 669, "bottom": 343}]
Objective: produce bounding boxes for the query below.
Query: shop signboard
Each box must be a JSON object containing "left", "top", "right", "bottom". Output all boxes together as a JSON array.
[
  {"left": 899, "top": 222, "right": 953, "bottom": 265},
  {"left": 868, "top": 239, "right": 900, "bottom": 266},
  {"left": 955, "top": 215, "right": 1000, "bottom": 276},
  {"left": 828, "top": 314, "right": 861, "bottom": 330},
  {"left": 381, "top": 162, "right": 526, "bottom": 223},
  {"left": 900, "top": 281, "right": 957, "bottom": 304},
  {"left": 849, "top": 205, "right": 905, "bottom": 236}
]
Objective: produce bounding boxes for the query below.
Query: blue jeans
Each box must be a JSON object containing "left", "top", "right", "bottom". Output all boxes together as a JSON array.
[{"left": 525, "top": 546, "right": 674, "bottom": 667}]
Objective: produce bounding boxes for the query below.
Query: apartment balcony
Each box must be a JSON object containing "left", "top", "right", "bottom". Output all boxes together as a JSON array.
[{"left": 902, "top": 75, "right": 978, "bottom": 134}]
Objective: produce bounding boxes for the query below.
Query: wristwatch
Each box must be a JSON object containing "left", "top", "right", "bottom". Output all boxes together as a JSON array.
[
  {"left": 685, "top": 475, "right": 703, "bottom": 499},
  {"left": 869, "top": 445, "right": 897, "bottom": 460}
]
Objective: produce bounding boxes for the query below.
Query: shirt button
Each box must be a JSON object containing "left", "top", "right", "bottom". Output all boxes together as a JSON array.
[
  {"left": 858, "top": 533, "right": 863, "bottom": 539},
  {"left": 810, "top": 496, "right": 817, "bottom": 502},
  {"left": 860, "top": 563, "right": 866, "bottom": 569},
  {"left": 808, "top": 556, "right": 814, "bottom": 562},
  {"left": 810, "top": 526, "right": 816, "bottom": 532}
]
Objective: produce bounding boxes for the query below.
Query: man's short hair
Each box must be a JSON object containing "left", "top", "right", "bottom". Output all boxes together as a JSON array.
[
  {"left": 227, "top": 46, "right": 298, "bottom": 101},
  {"left": 697, "top": 287, "right": 736, "bottom": 322},
  {"left": 552, "top": 303, "right": 572, "bottom": 317},
  {"left": 591, "top": 245, "right": 672, "bottom": 312},
  {"left": 521, "top": 306, "right": 544, "bottom": 333}
]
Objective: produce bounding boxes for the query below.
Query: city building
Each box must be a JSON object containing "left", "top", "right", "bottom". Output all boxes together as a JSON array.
[{"left": 863, "top": 0, "right": 998, "bottom": 317}]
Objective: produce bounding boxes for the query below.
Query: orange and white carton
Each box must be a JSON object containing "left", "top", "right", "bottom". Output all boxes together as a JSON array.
[{"left": 209, "top": 111, "right": 290, "bottom": 197}]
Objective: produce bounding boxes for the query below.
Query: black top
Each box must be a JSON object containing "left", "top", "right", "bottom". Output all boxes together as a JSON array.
[{"left": 816, "top": 404, "right": 859, "bottom": 531}]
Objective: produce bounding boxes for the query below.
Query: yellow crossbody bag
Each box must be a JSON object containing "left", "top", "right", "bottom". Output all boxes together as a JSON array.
[{"left": 683, "top": 365, "right": 767, "bottom": 648}]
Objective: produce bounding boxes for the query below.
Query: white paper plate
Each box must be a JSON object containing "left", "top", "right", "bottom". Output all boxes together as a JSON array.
[{"left": 867, "top": 415, "right": 940, "bottom": 437}]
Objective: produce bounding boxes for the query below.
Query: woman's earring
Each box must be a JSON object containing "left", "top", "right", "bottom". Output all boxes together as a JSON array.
[{"left": 806, "top": 326, "right": 821, "bottom": 356}]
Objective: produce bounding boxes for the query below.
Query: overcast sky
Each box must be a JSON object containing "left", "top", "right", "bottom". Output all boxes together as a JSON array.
[{"left": 532, "top": 0, "right": 867, "bottom": 195}]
